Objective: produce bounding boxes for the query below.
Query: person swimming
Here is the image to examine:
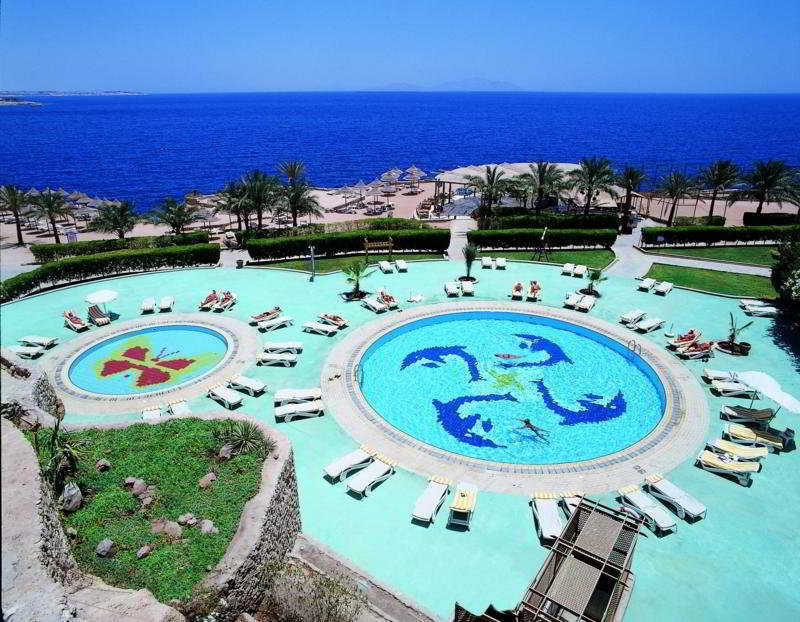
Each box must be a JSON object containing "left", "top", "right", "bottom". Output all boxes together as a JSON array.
[{"left": 517, "top": 418, "right": 550, "bottom": 443}]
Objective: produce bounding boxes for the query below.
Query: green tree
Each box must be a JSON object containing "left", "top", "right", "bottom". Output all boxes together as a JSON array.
[
  {"left": 219, "top": 180, "right": 250, "bottom": 230},
  {"left": 148, "top": 197, "right": 201, "bottom": 234},
  {"left": 342, "top": 258, "right": 375, "bottom": 296},
  {"left": 31, "top": 189, "right": 73, "bottom": 244},
  {"left": 699, "top": 160, "right": 739, "bottom": 224},
  {"left": 616, "top": 166, "right": 646, "bottom": 232},
  {"left": 278, "top": 160, "right": 307, "bottom": 186},
  {"left": 518, "top": 161, "right": 567, "bottom": 212},
  {"left": 283, "top": 179, "right": 321, "bottom": 227},
  {"left": 726, "top": 160, "right": 800, "bottom": 215},
  {"left": 464, "top": 165, "right": 509, "bottom": 220},
  {"left": 462, "top": 243, "right": 478, "bottom": 279},
  {"left": 243, "top": 169, "right": 281, "bottom": 229},
  {"left": 568, "top": 157, "right": 618, "bottom": 214},
  {"left": 89, "top": 200, "right": 139, "bottom": 238},
  {"left": 0, "top": 184, "right": 29, "bottom": 245},
  {"left": 584, "top": 268, "right": 608, "bottom": 297},
  {"left": 771, "top": 232, "right": 800, "bottom": 313},
  {"left": 660, "top": 171, "right": 698, "bottom": 226}
]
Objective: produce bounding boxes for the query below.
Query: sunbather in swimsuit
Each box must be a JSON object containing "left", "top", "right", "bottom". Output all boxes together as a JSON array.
[
  {"left": 530, "top": 281, "right": 541, "bottom": 296},
  {"left": 202, "top": 290, "right": 218, "bottom": 305},
  {"left": 676, "top": 329, "right": 696, "bottom": 342},
  {"left": 517, "top": 418, "right": 550, "bottom": 443}
]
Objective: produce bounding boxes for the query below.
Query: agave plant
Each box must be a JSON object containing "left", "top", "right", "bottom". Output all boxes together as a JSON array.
[
  {"left": 462, "top": 243, "right": 478, "bottom": 279},
  {"left": 726, "top": 312, "right": 753, "bottom": 346},
  {"left": 212, "top": 420, "right": 276, "bottom": 459},
  {"left": 342, "top": 258, "right": 375, "bottom": 296}
]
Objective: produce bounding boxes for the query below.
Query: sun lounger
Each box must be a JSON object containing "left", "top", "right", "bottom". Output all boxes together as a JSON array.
[
  {"left": 739, "top": 299, "right": 770, "bottom": 308},
  {"left": 447, "top": 482, "right": 478, "bottom": 530},
  {"left": 531, "top": 494, "right": 565, "bottom": 543},
  {"left": 481, "top": 256, "right": 493, "bottom": 269},
  {"left": 323, "top": 446, "right": 374, "bottom": 481},
  {"left": 250, "top": 307, "right": 282, "bottom": 324},
  {"left": 444, "top": 281, "right": 460, "bottom": 297},
  {"left": 166, "top": 400, "right": 192, "bottom": 416},
  {"left": 559, "top": 493, "right": 583, "bottom": 518},
  {"left": 274, "top": 388, "right": 322, "bottom": 405},
  {"left": 677, "top": 343, "right": 716, "bottom": 359},
  {"left": 744, "top": 305, "right": 778, "bottom": 317},
  {"left": 561, "top": 263, "right": 574, "bottom": 275},
  {"left": 207, "top": 384, "right": 243, "bottom": 409},
  {"left": 141, "top": 297, "right": 155, "bottom": 313},
  {"left": 363, "top": 296, "right": 388, "bottom": 313},
  {"left": 573, "top": 264, "right": 587, "bottom": 277},
  {"left": 703, "top": 368, "right": 735, "bottom": 382},
  {"left": 377, "top": 289, "right": 398, "bottom": 308},
  {"left": 708, "top": 438, "right": 768, "bottom": 461},
  {"left": 577, "top": 295, "right": 596, "bottom": 312},
  {"left": 199, "top": 291, "right": 219, "bottom": 310},
  {"left": 159, "top": 296, "right": 174, "bottom": 312},
  {"left": 460, "top": 280, "right": 475, "bottom": 295},
  {"left": 564, "top": 292, "right": 582, "bottom": 308},
  {"left": 258, "top": 315, "right": 293, "bottom": 332},
  {"left": 378, "top": 260, "right": 394, "bottom": 273},
  {"left": 215, "top": 292, "right": 237, "bottom": 311},
  {"left": 495, "top": 257, "right": 507, "bottom": 269},
  {"left": 257, "top": 352, "right": 297, "bottom": 367},
  {"left": 643, "top": 474, "right": 706, "bottom": 521},
  {"left": 87, "top": 305, "right": 110, "bottom": 326},
  {"left": 412, "top": 476, "right": 450, "bottom": 524},
  {"left": 347, "top": 454, "right": 396, "bottom": 497},
  {"left": 8, "top": 345, "right": 44, "bottom": 359},
  {"left": 319, "top": 314, "right": 347, "bottom": 328},
  {"left": 619, "top": 309, "right": 646, "bottom": 325},
  {"left": 724, "top": 423, "right": 790, "bottom": 453},
  {"left": 228, "top": 375, "right": 267, "bottom": 396},
  {"left": 511, "top": 282, "right": 524, "bottom": 300},
  {"left": 668, "top": 330, "right": 700, "bottom": 348},
  {"left": 395, "top": 259, "right": 408, "bottom": 272},
  {"left": 695, "top": 449, "right": 761, "bottom": 486},
  {"left": 618, "top": 486, "right": 677, "bottom": 535},
  {"left": 711, "top": 380, "right": 758, "bottom": 398},
  {"left": 633, "top": 317, "right": 665, "bottom": 333},
  {"left": 141, "top": 407, "right": 161, "bottom": 422},
  {"left": 526, "top": 283, "right": 541, "bottom": 301},
  {"left": 720, "top": 404, "right": 775, "bottom": 427},
  {"left": 275, "top": 399, "right": 324, "bottom": 422},
  {"left": 18, "top": 335, "right": 58, "bottom": 348},
  {"left": 654, "top": 281, "right": 674, "bottom": 295},
  {"left": 64, "top": 310, "right": 89, "bottom": 332},
  {"left": 638, "top": 278, "right": 656, "bottom": 291},
  {"left": 263, "top": 341, "right": 303, "bottom": 354},
  {"left": 303, "top": 321, "right": 338, "bottom": 336}
]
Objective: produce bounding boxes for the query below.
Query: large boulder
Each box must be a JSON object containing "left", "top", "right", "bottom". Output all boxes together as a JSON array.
[
  {"left": 59, "top": 483, "right": 82, "bottom": 512},
  {"left": 163, "top": 521, "right": 182, "bottom": 540},
  {"left": 199, "top": 519, "right": 218, "bottom": 535},
  {"left": 95, "top": 538, "right": 114, "bottom": 557}
]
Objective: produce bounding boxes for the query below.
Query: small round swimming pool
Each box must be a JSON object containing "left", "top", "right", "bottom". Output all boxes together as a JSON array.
[
  {"left": 67, "top": 324, "right": 229, "bottom": 395},
  {"left": 358, "top": 311, "right": 666, "bottom": 464}
]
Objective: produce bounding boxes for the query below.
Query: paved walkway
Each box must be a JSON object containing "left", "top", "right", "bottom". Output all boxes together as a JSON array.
[{"left": 446, "top": 216, "right": 476, "bottom": 260}]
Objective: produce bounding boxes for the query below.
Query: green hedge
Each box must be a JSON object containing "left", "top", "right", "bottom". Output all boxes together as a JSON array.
[
  {"left": 673, "top": 216, "right": 726, "bottom": 227},
  {"left": 641, "top": 225, "right": 800, "bottom": 246},
  {"left": 234, "top": 218, "right": 430, "bottom": 246},
  {"left": 30, "top": 232, "right": 209, "bottom": 263},
  {"left": 1, "top": 244, "right": 219, "bottom": 302},
  {"left": 467, "top": 228, "right": 617, "bottom": 249},
  {"left": 487, "top": 214, "right": 618, "bottom": 230},
  {"left": 247, "top": 229, "right": 449, "bottom": 260},
  {"left": 742, "top": 212, "right": 797, "bottom": 226}
]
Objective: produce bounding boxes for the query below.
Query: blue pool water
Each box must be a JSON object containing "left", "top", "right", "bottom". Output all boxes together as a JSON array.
[
  {"left": 359, "top": 312, "right": 666, "bottom": 464},
  {"left": 68, "top": 325, "right": 228, "bottom": 395}
]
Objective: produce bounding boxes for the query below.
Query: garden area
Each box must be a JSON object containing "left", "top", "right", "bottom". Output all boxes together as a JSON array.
[
  {"left": 650, "top": 245, "right": 776, "bottom": 266},
  {"left": 263, "top": 252, "right": 444, "bottom": 273},
  {"left": 644, "top": 262, "right": 777, "bottom": 298},
  {"left": 482, "top": 249, "right": 616, "bottom": 269}
]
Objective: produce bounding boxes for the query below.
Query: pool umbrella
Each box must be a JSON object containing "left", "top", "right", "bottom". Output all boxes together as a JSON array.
[
  {"left": 365, "top": 188, "right": 382, "bottom": 205},
  {"left": 85, "top": 289, "right": 118, "bottom": 314},
  {"left": 734, "top": 371, "right": 800, "bottom": 415}
]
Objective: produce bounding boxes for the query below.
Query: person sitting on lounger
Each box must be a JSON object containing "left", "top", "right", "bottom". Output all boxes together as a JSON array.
[
  {"left": 321, "top": 313, "right": 346, "bottom": 327},
  {"left": 512, "top": 282, "right": 523, "bottom": 295},
  {"left": 65, "top": 310, "right": 82, "bottom": 324},
  {"left": 201, "top": 290, "right": 218, "bottom": 306},
  {"left": 517, "top": 418, "right": 550, "bottom": 443},
  {"left": 530, "top": 281, "right": 541, "bottom": 297},
  {"left": 379, "top": 291, "right": 396, "bottom": 305},
  {"left": 675, "top": 329, "right": 696, "bottom": 343}
]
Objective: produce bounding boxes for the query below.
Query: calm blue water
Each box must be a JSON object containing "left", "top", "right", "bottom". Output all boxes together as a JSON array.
[
  {"left": 68, "top": 325, "right": 227, "bottom": 395},
  {"left": 359, "top": 311, "right": 665, "bottom": 464},
  {"left": 2, "top": 92, "right": 799, "bottom": 210}
]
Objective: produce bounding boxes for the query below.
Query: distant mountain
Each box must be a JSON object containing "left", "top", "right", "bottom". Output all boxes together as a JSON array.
[{"left": 373, "top": 77, "right": 523, "bottom": 92}]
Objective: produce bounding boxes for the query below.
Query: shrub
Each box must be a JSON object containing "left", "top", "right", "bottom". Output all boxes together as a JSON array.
[
  {"left": 1, "top": 243, "right": 219, "bottom": 301},
  {"left": 467, "top": 228, "right": 617, "bottom": 249},
  {"left": 487, "top": 213, "right": 618, "bottom": 230},
  {"left": 641, "top": 225, "right": 800, "bottom": 246},
  {"left": 673, "top": 216, "right": 726, "bottom": 226},
  {"left": 30, "top": 231, "right": 209, "bottom": 263},
  {"left": 235, "top": 218, "right": 430, "bottom": 245},
  {"left": 234, "top": 224, "right": 325, "bottom": 246},
  {"left": 771, "top": 233, "right": 800, "bottom": 312},
  {"left": 742, "top": 212, "right": 797, "bottom": 226}
]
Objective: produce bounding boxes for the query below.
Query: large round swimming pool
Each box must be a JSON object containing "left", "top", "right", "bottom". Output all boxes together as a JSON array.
[
  {"left": 358, "top": 311, "right": 666, "bottom": 464},
  {"left": 67, "top": 324, "right": 229, "bottom": 395}
]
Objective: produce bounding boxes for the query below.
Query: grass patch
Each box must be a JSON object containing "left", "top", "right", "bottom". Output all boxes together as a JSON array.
[
  {"left": 261, "top": 252, "right": 444, "bottom": 273},
  {"left": 484, "top": 249, "right": 616, "bottom": 269},
  {"left": 644, "top": 263, "right": 777, "bottom": 298},
  {"left": 35, "top": 419, "right": 265, "bottom": 602},
  {"left": 651, "top": 246, "right": 777, "bottom": 266}
]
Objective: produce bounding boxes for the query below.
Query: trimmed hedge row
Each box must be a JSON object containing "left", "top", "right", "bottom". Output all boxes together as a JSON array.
[
  {"left": 467, "top": 228, "right": 617, "bottom": 249},
  {"left": 641, "top": 225, "right": 800, "bottom": 246},
  {"left": 1, "top": 244, "right": 219, "bottom": 302},
  {"left": 742, "top": 212, "right": 797, "bottom": 226},
  {"left": 234, "top": 218, "right": 430, "bottom": 245},
  {"left": 247, "top": 229, "right": 449, "bottom": 260},
  {"left": 234, "top": 225, "right": 325, "bottom": 246},
  {"left": 30, "top": 231, "right": 210, "bottom": 263},
  {"left": 673, "top": 216, "right": 726, "bottom": 227},
  {"left": 487, "top": 213, "right": 618, "bottom": 230}
]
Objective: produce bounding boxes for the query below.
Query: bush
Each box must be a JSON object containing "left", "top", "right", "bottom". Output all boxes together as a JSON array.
[
  {"left": 30, "top": 231, "right": 209, "bottom": 263},
  {"left": 641, "top": 225, "right": 800, "bottom": 246},
  {"left": 771, "top": 233, "right": 800, "bottom": 312},
  {"left": 234, "top": 224, "right": 325, "bottom": 246},
  {"left": 246, "top": 229, "right": 449, "bottom": 260},
  {"left": 467, "top": 228, "right": 617, "bottom": 249},
  {"left": 673, "top": 216, "right": 726, "bottom": 227},
  {"left": 742, "top": 212, "right": 797, "bottom": 226},
  {"left": 235, "top": 218, "right": 430, "bottom": 245},
  {"left": 487, "top": 213, "right": 618, "bottom": 230},
  {"left": 1, "top": 243, "right": 219, "bottom": 301}
]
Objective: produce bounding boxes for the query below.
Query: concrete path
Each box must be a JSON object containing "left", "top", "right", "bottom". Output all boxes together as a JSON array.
[{"left": 446, "top": 216, "right": 476, "bottom": 260}]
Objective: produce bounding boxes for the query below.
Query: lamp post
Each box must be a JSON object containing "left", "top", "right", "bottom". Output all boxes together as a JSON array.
[{"left": 309, "top": 244, "right": 316, "bottom": 282}]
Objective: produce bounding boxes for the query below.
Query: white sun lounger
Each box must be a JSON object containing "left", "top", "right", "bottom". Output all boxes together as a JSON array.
[
  {"left": 460, "top": 280, "right": 475, "bottom": 295},
  {"left": 215, "top": 292, "right": 237, "bottom": 310},
  {"left": 262, "top": 341, "right": 302, "bottom": 354},
  {"left": 564, "top": 292, "right": 582, "bottom": 308},
  {"left": 207, "top": 385, "right": 243, "bottom": 409},
  {"left": 257, "top": 352, "right": 298, "bottom": 367},
  {"left": 719, "top": 405, "right": 775, "bottom": 427},
  {"left": 711, "top": 380, "right": 758, "bottom": 398},
  {"left": 377, "top": 289, "right": 398, "bottom": 309},
  {"left": 199, "top": 293, "right": 218, "bottom": 310},
  {"left": 559, "top": 493, "right": 584, "bottom": 518},
  {"left": 141, "top": 407, "right": 161, "bottom": 422},
  {"left": 158, "top": 296, "right": 174, "bottom": 312},
  {"left": 495, "top": 257, "right": 507, "bottom": 269},
  {"left": 573, "top": 264, "right": 587, "bottom": 277},
  {"left": 619, "top": 309, "right": 646, "bottom": 324},
  {"left": 228, "top": 375, "right": 266, "bottom": 396},
  {"left": 444, "top": 281, "right": 460, "bottom": 297},
  {"left": 141, "top": 297, "right": 156, "bottom": 313},
  {"left": 258, "top": 315, "right": 293, "bottom": 332},
  {"left": 362, "top": 296, "right": 388, "bottom": 313},
  {"left": 303, "top": 321, "right": 338, "bottom": 336},
  {"left": 378, "top": 260, "right": 394, "bottom": 273},
  {"left": 739, "top": 299, "right": 770, "bottom": 308},
  {"left": 8, "top": 345, "right": 44, "bottom": 359},
  {"left": 167, "top": 400, "right": 192, "bottom": 416},
  {"left": 395, "top": 259, "right": 408, "bottom": 272},
  {"left": 723, "top": 423, "right": 788, "bottom": 453},
  {"left": 618, "top": 486, "right": 677, "bottom": 535},
  {"left": 703, "top": 368, "right": 735, "bottom": 381},
  {"left": 638, "top": 278, "right": 656, "bottom": 291},
  {"left": 274, "top": 388, "right": 322, "bottom": 405},
  {"left": 744, "top": 305, "right": 778, "bottom": 317},
  {"left": 577, "top": 295, "right": 596, "bottom": 312},
  {"left": 412, "top": 476, "right": 450, "bottom": 524},
  {"left": 347, "top": 454, "right": 395, "bottom": 497},
  {"left": 654, "top": 281, "right": 673, "bottom": 295},
  {"left": 633, "top": 317, "right": 665, "bottom": 333},
  {"left": 561, "top": 263, "right": 575, "bottom": 275},
  {"left": 447, "top": 482, "right": 478, "bottom": 529},
  {"left": 323, "top": 446, "right": 374, "bottom": 481},
  {"left": 708, "top": 438, "right": 768, "bottom": 461},
  {"left": 319, "top": 314, "right": 348, "bottom": 328},
  {"left": 511, "top": 283, "right": 524, "bottom": 300},
  {"left": 695, "top": 449, "right": 761, "bottom": 486},
  {"left": 18, "top": 335, "right": 58, "bottom": 348},
  {"left": 531, "top": 494, "right": 565, "bottom": 543},
  {"left": 481, "top": 256, "right": 493, "bottom": 269},
  {"left": 643, "top": 474, "right": 706, "bottom": 521},
  {"left": 274, "top": 399, "right": 324, "bottom": 422}
]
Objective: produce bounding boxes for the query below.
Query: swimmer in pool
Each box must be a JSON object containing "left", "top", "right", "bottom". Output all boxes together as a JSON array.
[{"left": 517, "top": 418, "right": 550, "bottom": 443}]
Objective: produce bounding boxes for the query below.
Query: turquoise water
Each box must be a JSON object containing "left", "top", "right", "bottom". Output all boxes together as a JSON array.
[
  {"left": 67, "top": 325, "right": 227, "bottom": 395},
  {"left": 360, "top": 311, "right": 665, "bottom": 464}
]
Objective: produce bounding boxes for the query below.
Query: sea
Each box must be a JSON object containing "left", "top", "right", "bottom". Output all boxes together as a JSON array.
[{"left": 2, "top": 92, "right": 799, "bottom": 211}]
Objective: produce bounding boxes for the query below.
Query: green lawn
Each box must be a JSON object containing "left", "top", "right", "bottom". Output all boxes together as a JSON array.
[
  {"left": 261, "top": 252, "right": 444, "bottom": 273},
  {"left": 485, "top": 249, "right": 616, "bottom": 270},
  {"left": 645, "top": 263, "right": 777, "bottom": 298},
  {"left": 36, "top": 419, "right": 265, "bottom": 602},
  {"left": 652, "top": 246, "right": 777, "bottom": 266}
]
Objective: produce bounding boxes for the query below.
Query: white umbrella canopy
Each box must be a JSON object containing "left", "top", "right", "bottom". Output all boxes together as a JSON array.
[
  {"left": 86, "top": 289, "right": 118, "bottom": 305},
  {"left": 735, "top": 371, "right": 800, "bottom": 413}
]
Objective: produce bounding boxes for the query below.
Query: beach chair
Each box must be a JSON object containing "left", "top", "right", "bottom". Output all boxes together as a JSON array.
[
  {"left": 619, "top": 309, "right": 646, "bottom": 325},
  {"left": 141, "top": 406, "right": 161, "bottom": 422},
  {"left": 511, "top": 282, "right": 524, "bottom": 300},
  {"left": 395, "top": 259, "right": 408, "bottom": 272},
  {"left": 668, "top": 330, "right": 700, "bottom": 349},
  {"left": 362, "top": 296, "right": 388, "bottom": 313},
  {"left": 228, "top": 375, "right": 267, "bottom": 396},
  {"left": 250, "top": 307, "right": 282, "bottom": 324},
  {"left": 723, "top": 423, "right": 791, "bottom": 454},
  {"left": 442, "top": 281, "right": 459, "bottom": 297},
  {"left": 323, "top": 446, "right": 375, "bottom": 481},
  {"left": 257, "top": 352, "right": 297, "bottom": 367},
  {"left": 377, "top": 289, "right": 398, "bottom": 308},
  {"left": 643, "top": 474, "right": 706, "bottom": 521},
  {"left": 563, "top": 292, "right": 582, "bottom": 308},
  {"left": 141, "top": 297, "right": 155, "bottom": 313},
  {"left": 638, "top": 278, "right": 656, "bottom": 291},
  {"left": 159, "top": 296, "right": 174, "bottom": 312},
  {"left": 215, "top": 291, "right": 237, "bottom": 311},
  {"left": 654, "top": 281, "right": 674, "bottom": 295},
  {"left": 199, "top": 291, "right": 219, "bottom": 310},
  {"left": 347, "top": 454, "right": 396, "bottom": 498},
  {"left": 617, "top": 486, "right": 677, "bottom": 535},
  {"left": 258, "top": 315, "right": 293, "bottom": 332},
  {"left": 677, "top": 342, "right": 716, "bottom": 359},
  {"left": 87, "top": 305, "right": 110, "bottom": 326},
  {"left": 481, "top": 256, "right": 493, "bottom": 269},
  {"left": 561, "top": 263, "right": 575, "bottom": 275},
  {"left": 274, "top": 388, "right": 322, "bottom": 405},
  {"left": 378, "top": 260, "right": 394, "bottom": 274},
  {"left": 495, "top": 257, "right": 507, "bottom": 269},
  {"left": 708, "top": 438, "right": 768, "bottom": 461},
  {"left": 275, "top": 399, "right": 324, "bottom": 422},
  {"left": 166, "top": 400, "right": 192, "bottom": 416},
  {"left": 531, "top": 493, "right": 565, "bottom": 544},
  {"left": 711, "top": 380, "right": 758, "bottom": 398},
  {"left": 559, "top": 493, "right": 584, "bottom": 518},
  {"left": 720, "top": 404, "right": 775, "bottom": 428},
  {"left": 573, "top": 264, "right": 587, "bottom": 277},
  {"left": 18, "top": 335, "right": 58, "bottom": 348},
  {"left": 526, "top": 283, "right": 541, "bottom": 302},
  {"left": 744, "top": 305, "right": 779, "bottom": 317},
  {"left": 633, "top": 317, "right": 665, "bottom": 333},
  {"left": 64, "top": 310, "right": 89, "bottom": 332},
  {"left": 447, "top": 482, "right": 478, "bottom": 530},
  {"left": 739, "top": 299, "right": 770, "bottom": 309},
  {"left": 577, "top": 295, "right": 596, "bottom": 312},
  {"left": 8, "top": 345, "right": 44, "bottom": 359},
  {"left": 703, "top": 368, "right": 734, "bottom": 382},
  {"left": 460, "top": 280, "right": 475, "bottom": 296},
  {"left": 319, "top": 313, "right": 348, "bottom": 328},
  {"left": 303, "top": 321, "right": 338, "bottom": 336},
  {"left": 207, "top": 385, "right": 243, "bottom": 409},
  {"left": 263, "top": 341, "right": 303, "bottom": 354},
  {"left": 412, "top": 476, "right": 450, "bottom": 524},
  {"left": 695, "top": 449, "right": 761, "bottom": 486}
]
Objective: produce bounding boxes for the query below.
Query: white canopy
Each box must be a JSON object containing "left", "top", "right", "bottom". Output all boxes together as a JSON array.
[
  {"left": 85, "top": 289, "right": 118, "bottom": 305},
  {"left": 735, "top": 371, "right": 800, "bottom": 413}
]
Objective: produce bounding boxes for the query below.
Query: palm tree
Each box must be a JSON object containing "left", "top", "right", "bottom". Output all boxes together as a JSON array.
[
  {"left": 463, "top": 165, "right": 509, "bottom": 220},
  {"left": 462, "top": 243, "right": 478, "bottom": 279},
  {"left": 660, "top": 171, "right": 698, "bottom": 226},
  {"left": 699, "top": 160, "right": 739, "bottom": 224},
  {"left": 219, "top": 180, "right": 249, "bottom": 230},
  {"left": 148, "top": 197, "right": 201, "bottom": 234},
  {"left": 616, "top": 166, "right": 646, "bottom": 233},
  {"left": 31, "top": 189, "right": 73, "bottom": 244},
  {"left": 243, "top": 169, "right": 281, "bottom": 230},
  {"left": 278, "top": 160, "right": 307, "bottom": 186},
  {"left": 342, "top": 258, "right": 375, "bottom": 297},
  {"left": 726, "top": 160, "right": 800, "bottom": 215},
  {"left": 568, "top": 157, "right": 618, "bottom": 214},
  {"left": 518, "top": 161, "right": 567, "bottom": 212},
  {"left": 584, "top": 268, "right": 608, "bottom": 297},
  {"left": 283, "top": 179, "right": 321, "bottom": 227},
  {"left": 0, "top": 184, "right": 29, "bottom": 245},
  {"left": 89, "top": 200, "right": 139, "bottom": 238}
]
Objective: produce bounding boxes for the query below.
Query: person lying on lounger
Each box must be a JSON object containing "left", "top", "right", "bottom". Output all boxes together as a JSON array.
[
  {"left": 675, "top": 329, "right": 696, "bottom": 343},
  {"left": 321, "top": 313, "right": 347, "bottom": 327},
  {"left": 201, "top": 290, "right": 218, "bottom": 306},
  {"left": 517, "top": 418, "right": 550, "bottom": 443},
  {"left": 512, "top": 282, "right": 523, "bottom": 295},
  {"left": 682, "top": 341, "right": 713, "bottom": 353},
  {"left": 379, "top": 291, "right": 396, "bottom": 305},
  {"left": 530, "top": 281, "right": 541, "bottom": 296}
]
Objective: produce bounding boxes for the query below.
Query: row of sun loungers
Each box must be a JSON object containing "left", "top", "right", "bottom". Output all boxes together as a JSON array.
[
  {"left": 739, "top": 299, "right": 778, "bottom": 316},
  {"left": 141, "top": 296, "right": 174, "bottom": 313},
  {"left": 444, "top": 281, "right": 474, "bottom": 297},
  {"left": 363, "top": 289, "right": 399, "bottom": 312},
  {"left": 141, "top": 400, "right": 192, "bottom": 422},
  {"left": 199, "top": 291, "right": 237, "bottom": 311},
  {"left": 638, "top": 278, "right": 673, "bottom": 295},
  {"left": 563, "top": 292, "right": 596, "bottom": 312},
  {"left": 480, "top": 256, "right": 507, "bottom": 269},
  {"left": 561, "top": 263, "right": 587, "bottom": 277},
  {"left": 511, "top": 282, "right": 541, "bottom": 301},
  {"left": 378, "top": 259, "right": 409, "bottom": 273}
]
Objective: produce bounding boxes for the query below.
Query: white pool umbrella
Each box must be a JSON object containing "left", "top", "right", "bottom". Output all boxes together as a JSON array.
[
  {"left": 86, "top": 289, "right": 118, "bottom": 313},
  {"left": 735, "top": 371, "right": 800, "bottom": 414}
]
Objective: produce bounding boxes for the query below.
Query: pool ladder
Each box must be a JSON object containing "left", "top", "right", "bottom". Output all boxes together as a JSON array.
[{"left": 626, "top": 339, "right": 643, "bottom": 357}]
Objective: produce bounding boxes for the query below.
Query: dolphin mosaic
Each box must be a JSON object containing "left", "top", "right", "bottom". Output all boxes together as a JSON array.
[
  {"left": 531, "top": 379, "right": 627, "bottom": 426},
  {"left": 401, "top": 345, "right": 483, "bottom": 382},
  {"left": 431, "top": 393, "right": 517, "bottom": 447},
  {"left": 496, "top": 334, "right": 573, "bottom": 369}
]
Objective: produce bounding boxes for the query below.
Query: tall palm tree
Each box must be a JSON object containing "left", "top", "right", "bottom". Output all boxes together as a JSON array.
[
  {"left": 616, "top": 166, "right": 646, "bottom": 233},
  {"left": 89, "top": 200, "right": 139, "bottom": 238},
  {"left": 699, "top": 160, "right": 739, "bottom": 224},
  {"left": 278, "top": 160, "right": 306, "bottom": 186},
  {"left": 283, "top": 179, "right": 322, "bottom": 227},
  {"left": 31, "top": 189, "right": 73, "bottom": 244},
  {"left": 463, "top": 165, "right": 509, "bottom": 220},
  {"left": 147, "top": 197, "right": 201, "bottom": 234},
  {"left": 518, "top": 161, "right": 567, "bottom": 212},
  {"left": 0, "top": 184, "right": 29, "bottom": 245},
  {"left": 726, "top": 160, "right": 800, "bottom": 215},
  {"left": 219, "top": 180, "right": 249, "bottom": 230},
  {"left": 660, "top": 171, "right": 698, "bottom": 226},
  {"left": 243, "top": 169, "right": 281, "bottom": 230},
  {"left": 568, "top": 157, "right": 618, "bottom": 214}
]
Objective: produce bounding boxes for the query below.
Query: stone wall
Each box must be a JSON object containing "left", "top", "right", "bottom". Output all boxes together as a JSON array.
[{"left": 33, "top": 371, "right": 63, "bottom": 418}]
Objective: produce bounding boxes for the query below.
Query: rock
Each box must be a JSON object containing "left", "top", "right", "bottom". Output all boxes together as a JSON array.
[
  {"left": 151, "top": 518, "right": 166, "bottom": 534},
  {"left": 199, "top": 519, "right": 218, "bottom": 535},
  {"left": 140, "top": 496, "right": 153, "bottom": 508},
  {"left": 124, "top": 476, "right": 137, "bottom": 486},
  {"left": 177, "top": 512, "right": 195, "bottom": 525},
  {"left": 59, "top": 483, "right": 82, "bottom": 512},
  {"left": 95, "top": 538, "right": 114, "bottom": 557},
  {"left": 136, "top": 545, "right": 152, "bottom": 559},
  {"left": 66, "top": 527, "right": 78, "bottom": 537},
  {"left": 131, "top": 479, "right": 148, "bottom": 495},
  {"left": 218, "top": 443, "right": 233, "bottom": 460},
  {"left": 95, "top": 459, "right": 111, "bottom": 471},
  {"left": 198, "top": 472, "right": 217, "bottom": 489},
  {"left": 163, "top": 521, "right": 182, "bottom": 540}
]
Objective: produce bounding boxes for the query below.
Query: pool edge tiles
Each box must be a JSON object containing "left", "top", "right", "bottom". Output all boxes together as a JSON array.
[{"left": 323, "top": 301, "right": 709, "bottom": 495}]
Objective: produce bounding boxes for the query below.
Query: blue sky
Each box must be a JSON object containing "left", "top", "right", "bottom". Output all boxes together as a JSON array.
[{"left": 2, "top": 0, "right": 798, "bottom": 93}]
